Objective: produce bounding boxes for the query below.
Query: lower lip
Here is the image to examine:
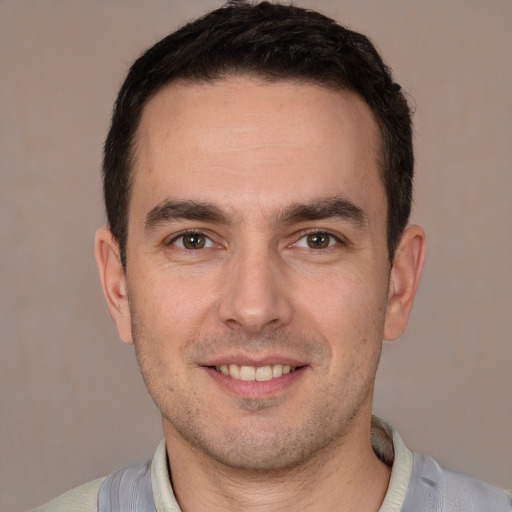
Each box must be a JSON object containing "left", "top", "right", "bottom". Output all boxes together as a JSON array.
[{"left": 204, "top": 366, "right": 306, "bottom": 399}]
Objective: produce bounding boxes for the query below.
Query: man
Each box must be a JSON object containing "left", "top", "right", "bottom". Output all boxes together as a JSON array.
[{"left": 34, "top": 1, "right": 511, "bottom": 511}]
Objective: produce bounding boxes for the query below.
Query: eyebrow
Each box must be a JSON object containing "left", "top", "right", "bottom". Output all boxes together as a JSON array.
[
  {"left": 145, "top": 200, "right": 230, "bottom": 233},
  {"left": 144, "top": 195, "right": 367, "bottom": 234},
  {"left": 274, "top": 196, "right": 367, "bottom": 227}
]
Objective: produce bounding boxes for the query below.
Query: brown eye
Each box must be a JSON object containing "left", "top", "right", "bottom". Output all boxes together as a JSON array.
[
  {"left": 306, "top": 233, "right": 331, "bottom": 249},
  {"left": 172, "top": 232, "right": 212, "bottom": 249},
  {"left": 183, "top": 233, "right": 206, "bottom": 249}
]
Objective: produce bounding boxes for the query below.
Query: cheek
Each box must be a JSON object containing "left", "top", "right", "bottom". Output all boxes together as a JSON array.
[
  {"left": 303, "top": 265, "right": 387, "bottom": 325},
  {"left": 295, "top": 267, "right": 388, "bottom": 360},
  {"left": 128, "top": 265, "right": 221, "bottom": 343}
]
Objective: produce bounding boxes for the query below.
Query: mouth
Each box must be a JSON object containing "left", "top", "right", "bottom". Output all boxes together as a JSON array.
[
  {"left": 203, "top": 361, "right": 307, "bottom": 399},
  {"left": 211, "top": 364, "right": 298, "bottom": 381}
]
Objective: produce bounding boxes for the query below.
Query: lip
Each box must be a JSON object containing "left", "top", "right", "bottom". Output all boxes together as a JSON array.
[
  {"left": 202, "top": 353, "right": 307, "bottom": 368},
  {"left": 203, "top": 364, "right": 308, "bottom": 399}
]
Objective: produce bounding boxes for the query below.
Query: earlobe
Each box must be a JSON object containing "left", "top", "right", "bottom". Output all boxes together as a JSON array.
[
  {"left": 383, "top": 225, "right": 426, "bottom": 341},
  {"left": 94, "top": 227, "right": 134, "bottom": 345}
]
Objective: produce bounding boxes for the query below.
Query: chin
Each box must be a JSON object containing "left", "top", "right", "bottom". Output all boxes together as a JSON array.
[{"left": 168, "top": 412, "right": 350, "bottom": 474}]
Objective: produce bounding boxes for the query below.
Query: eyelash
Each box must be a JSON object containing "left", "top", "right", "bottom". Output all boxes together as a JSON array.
[
  {"left": 292, "top": 230, "right": 344, "bottom": 250},
  {"left": 167, "top": 230, "right": 217, "bottom": 250},
  {"left": 166, "top": 229, "right": 345, "bottom": 251}
]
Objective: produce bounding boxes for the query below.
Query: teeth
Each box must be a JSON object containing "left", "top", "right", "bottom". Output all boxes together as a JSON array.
[
  {"left": 255, "top": 365, "right": 272, "bottom": 381},
  {"left": 240, "top": 366, "right": 256, "bottom": 381},
  {"left": 272, "top": 365, "right": 283, "bottom": 378},
  {"left": 229, "top": 363, "right": 240, "bottom": 379},
  {"left": 216, "top": 364, "right": 296, "bottom": 381}
]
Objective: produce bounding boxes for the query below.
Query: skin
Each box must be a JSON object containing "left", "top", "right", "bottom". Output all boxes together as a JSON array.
[{"left": 95, "top": 77, "right": 425, "bottom": 511}]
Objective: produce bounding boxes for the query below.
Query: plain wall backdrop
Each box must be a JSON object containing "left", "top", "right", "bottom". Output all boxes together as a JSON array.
[{"left": 1, "top": 1, "right": 511, "bottom": 510}]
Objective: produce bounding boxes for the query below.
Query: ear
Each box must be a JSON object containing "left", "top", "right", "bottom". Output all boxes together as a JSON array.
[
  {"left": 94, "top": 227, "right": 133, "bottom": 345},
  {"left": 383, "top": 225, "right": 426, "bottom": 341}
]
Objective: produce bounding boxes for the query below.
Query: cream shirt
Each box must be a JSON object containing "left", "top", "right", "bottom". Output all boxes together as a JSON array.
[{"left": 32, "top": 418, "right": 511, "bottom": 511}]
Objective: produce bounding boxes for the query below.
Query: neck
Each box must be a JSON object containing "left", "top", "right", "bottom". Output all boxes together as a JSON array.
[{"left": 163, "top": 412, "right": 391, "bottom": 512}]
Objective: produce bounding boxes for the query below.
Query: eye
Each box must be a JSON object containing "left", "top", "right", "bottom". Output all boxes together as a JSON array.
[
  {"left": 294, "top": 232, "right": 339, "bottom": 249},
  {"left": 171, "top": 232, "right": 214, "bottom": 250}
]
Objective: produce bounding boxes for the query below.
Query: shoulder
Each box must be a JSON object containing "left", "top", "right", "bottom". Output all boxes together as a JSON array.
[
  {"left": 504, "top": 489, "right": 512, "bottom": 510},
  {"left": 411, "top": 452, "right": 511, "bottom": 511},
  {"left": 371, "top": 417, "right": 511, "bottom": 512},
  {"left": 28, "top": 441, "right": 166, "bottom": 512},
  {"left": 30, "top": 477, "right": 105, "bottom": 512}
]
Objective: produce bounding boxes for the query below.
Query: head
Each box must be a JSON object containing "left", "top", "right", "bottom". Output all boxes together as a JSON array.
[
  {"left": 95, "top": 1, "right": 425, "bottom": 475},
  {"left": 103, "top": 0, "right": 413, "bottom": 269}
]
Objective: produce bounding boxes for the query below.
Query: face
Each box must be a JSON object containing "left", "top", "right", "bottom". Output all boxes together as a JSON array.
[{"left": 97, "top": 77, "right": 422, "bottom": 472}]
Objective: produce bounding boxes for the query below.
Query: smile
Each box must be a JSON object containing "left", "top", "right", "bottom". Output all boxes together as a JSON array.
[{"left": 213, "top": 364, "right": 297, "bottom": 381}]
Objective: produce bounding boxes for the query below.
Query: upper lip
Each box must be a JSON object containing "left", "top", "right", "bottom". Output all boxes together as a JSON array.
[{"left": 201, "top": 353, "right": 308, "bottom": 368}]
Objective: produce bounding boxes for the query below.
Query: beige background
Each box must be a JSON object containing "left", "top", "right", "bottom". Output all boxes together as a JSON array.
[{"left": 1, "top": 1, "right": 511, "bottom": 510}]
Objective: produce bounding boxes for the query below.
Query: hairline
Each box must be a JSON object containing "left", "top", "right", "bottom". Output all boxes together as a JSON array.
[{"left": 122, "top": 72, "right": 389, "bottom": 265}]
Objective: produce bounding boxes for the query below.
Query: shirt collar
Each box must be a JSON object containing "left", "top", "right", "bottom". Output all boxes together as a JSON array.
[{"left": 151, "top": 416, "right": 413, "bottom": 512}]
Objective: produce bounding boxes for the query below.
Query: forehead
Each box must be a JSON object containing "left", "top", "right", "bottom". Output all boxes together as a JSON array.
[{"left": 131, "top": 77, "right": 384, "bottom": 221}]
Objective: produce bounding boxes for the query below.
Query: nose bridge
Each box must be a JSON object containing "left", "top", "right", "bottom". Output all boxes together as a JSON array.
[{"left": 218, "top": 239, "right": 292, "bottom": 333}]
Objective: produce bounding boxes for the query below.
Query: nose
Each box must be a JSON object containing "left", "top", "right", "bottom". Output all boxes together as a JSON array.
[{"left": 218, "top": 245, "right": 294, "bottom": 334}]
